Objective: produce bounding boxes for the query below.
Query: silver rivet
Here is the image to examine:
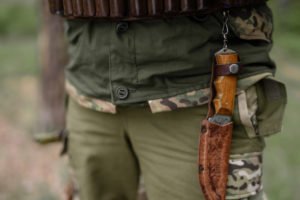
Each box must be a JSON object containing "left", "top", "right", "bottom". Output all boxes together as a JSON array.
[{"left": 229, "top": 64, "right": 239, "bottom": 74}]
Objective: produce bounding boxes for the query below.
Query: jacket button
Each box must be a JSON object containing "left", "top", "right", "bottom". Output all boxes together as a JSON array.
[
  {"left": 116, "top": 87, "right": 129, "bottom": 100},
  {"left": 116, "top": 22, "right": 129, "bottom": 34}
]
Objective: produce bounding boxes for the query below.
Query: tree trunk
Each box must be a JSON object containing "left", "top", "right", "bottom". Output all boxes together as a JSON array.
[{"left": 38, "top": 0, "right": 68, "bottom": 133}]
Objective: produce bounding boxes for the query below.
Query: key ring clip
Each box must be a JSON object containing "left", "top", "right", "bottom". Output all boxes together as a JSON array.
[{"left": 222, "top": 11, "right": 230, "bottom": 51}]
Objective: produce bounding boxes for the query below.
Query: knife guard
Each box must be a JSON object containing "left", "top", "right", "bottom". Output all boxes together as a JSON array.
[{"left": 198, "top": 119, "right": 233, "bottom": 200}]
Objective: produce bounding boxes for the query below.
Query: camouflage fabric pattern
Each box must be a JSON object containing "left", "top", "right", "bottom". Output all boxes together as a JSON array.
[
  {"left": 66, "top": 73, "right": 272, "bottom": 114},
  {"left": 229, "top": 5, "right": 273, "bottom": 42},
  {"left": 237, "top": 72, "right": 272, "bottom": 92},
  {"left": 148, "top": 73, "right": 273, "bottom": 113},
  {"left": 226, "top": 152, "right": 263, "bottom": 200},
  {"left": 148, "top": 88, "right": 210, "bottom": 113},
  {"left": 66, "top": 81, "right": 117, "bottom": 114}
]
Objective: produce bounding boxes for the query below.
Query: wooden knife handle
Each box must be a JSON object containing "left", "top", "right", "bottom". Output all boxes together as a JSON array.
[{"left": 213, "top": 51, "right": 239, "bottom": 116}]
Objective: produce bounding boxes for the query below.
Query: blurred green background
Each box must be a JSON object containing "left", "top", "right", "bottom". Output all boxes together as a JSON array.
[{"left": 0, "top": 0, "right": 299, "bottom": 200}]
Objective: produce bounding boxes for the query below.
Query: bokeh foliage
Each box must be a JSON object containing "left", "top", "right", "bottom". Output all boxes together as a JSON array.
[
  {"left": 270, "top": 0, "right": 300, "bottom": 56},
  {"left": 0, "top": 0, "right": 38, "bottom": 37},
  {"left": 0, "top": 0, "right": 39, "bottom": 78},
  {"left": 272, "top": 0, "right": 300, "bottom": 33}
]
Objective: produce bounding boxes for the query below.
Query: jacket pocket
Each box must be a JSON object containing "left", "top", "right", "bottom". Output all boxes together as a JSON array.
[
  {"left": 65, "top": 20, "right": 86, "bottom": 45},
  {"left": 65, "top": 20, "right": 93, "bottom": 69},
  {"left": 256, "top": 77, "right": 287, "bottom": 136},
  {"left": 228, "top": 3, "right": 273, "bottom": 43},
  {"left": 234, "top": 77, "right": 287, "bottom": 138}
]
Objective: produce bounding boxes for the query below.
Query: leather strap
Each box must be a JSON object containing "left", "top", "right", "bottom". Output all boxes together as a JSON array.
[
  {"left": 48, "top": 0, "right": 267, "bottom": 21},
  {"left": 214, "top": 63, "right": 241, "bottom": 76}
]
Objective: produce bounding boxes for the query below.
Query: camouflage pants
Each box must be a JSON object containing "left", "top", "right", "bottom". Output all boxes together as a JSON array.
[{"left": 66, "top": 97, "right": 269, "bottom": 200}]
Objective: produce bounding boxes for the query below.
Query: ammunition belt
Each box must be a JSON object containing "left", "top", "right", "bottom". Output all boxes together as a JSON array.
[{"left": 48, "top": 0, "right": 267, "bottom": 21}]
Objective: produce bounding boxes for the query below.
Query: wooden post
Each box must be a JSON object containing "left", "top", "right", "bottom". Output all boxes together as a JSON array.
[{"left": 38, "top": 0, "right": 68, "bottom": 134}]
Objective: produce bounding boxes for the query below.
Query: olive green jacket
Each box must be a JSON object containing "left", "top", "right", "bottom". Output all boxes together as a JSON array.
[{"left": 65, "top": 3, "right": 274, "bottom": 114}]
